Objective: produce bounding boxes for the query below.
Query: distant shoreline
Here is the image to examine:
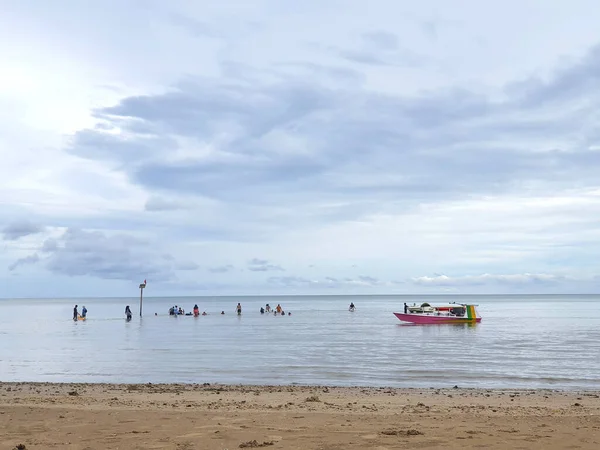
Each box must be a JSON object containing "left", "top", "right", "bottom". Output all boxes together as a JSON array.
[
  {"left": 3, "top": 293, "right": 600, "bottom": 300},
  {"left": 2, "top": 382, "right": 599, "bottom": 449}
]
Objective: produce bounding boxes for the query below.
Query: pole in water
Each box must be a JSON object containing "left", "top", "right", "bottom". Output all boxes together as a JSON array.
[{"left": 139, "top": 279, "right": 146, "bottom": 317}]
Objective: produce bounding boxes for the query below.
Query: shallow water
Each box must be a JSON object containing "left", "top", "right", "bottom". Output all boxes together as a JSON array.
[{"left": 1, "top": 295, "right": 599, "bottom": 389}]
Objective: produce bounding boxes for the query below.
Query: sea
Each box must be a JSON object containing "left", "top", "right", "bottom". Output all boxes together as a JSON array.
[{"left": 1, "top": 295, "right": 599, "bottom": 390}]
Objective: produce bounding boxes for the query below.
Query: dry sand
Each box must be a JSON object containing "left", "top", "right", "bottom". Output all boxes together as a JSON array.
[{"left": 1, "top": 382, "right": 599, "bottom": 449}]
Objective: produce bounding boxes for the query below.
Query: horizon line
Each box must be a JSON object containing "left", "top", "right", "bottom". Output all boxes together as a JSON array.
[{"left": 2, "top": 293, "right": 600, "bottom": 300}]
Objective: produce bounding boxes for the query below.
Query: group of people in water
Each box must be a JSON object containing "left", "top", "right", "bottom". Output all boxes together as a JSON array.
[
  {"left": 169, "top": 304, "right": 219, "bottom": 316},
  {"left": 74, "top": 301, "right": 358, "bottom": 321},
  {"left": 72, "top": 305, "right": 87, "bottom": 321},
  {"left": 166, "top": 303, "right": 292, "bottom": 317},
  {"left": 260, "top": 303, "right": 290, "bottom": 316}
]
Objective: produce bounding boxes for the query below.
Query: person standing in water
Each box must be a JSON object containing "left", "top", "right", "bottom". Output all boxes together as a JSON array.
[
  {"left": 349, "top": 302, "right": 355, "bottom": 311},
  {"left": 236, "top": 303, "right": 242, "bottom": 315},
  {"left": 73, "top": 305, "right": 78, "bottom": 321},
  {"left": 125, "top": 305, "right": 132, "bottom": 320},
  {"left": 81, "top": 306, "right": 87, "bottom": 319}
]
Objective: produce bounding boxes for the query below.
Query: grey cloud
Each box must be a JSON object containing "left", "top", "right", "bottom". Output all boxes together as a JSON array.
[
  {"left": 247, "top": 258, "right": 284, "bottom": 272},
  {"left": 208, "top": 264, "right": 234, "bottom": 273},
  {"left": 41, "top": 238, "right": 59, "bottom": 252},
  {"left": 2, "top": 221, "right": 45, "bottom": 240},
  {"left": 145, "top": 196, "right": 187, "bottom": 212},
  {"left": 42, "top": 228, "right": 173, "bottom": 281},
  {"left": 8, "top": 253, "right": 40, "bottom": 271},
  {"left": 134, "top": 154, "right": 327, "bottom": 202},
  {"left": 8, "top": 228, "right": 196, "bottom": 282},
  {"left": 65, "top": 43, "right": 600, "bottom": 233},
  {"left": 506, "top": 44, "right": 600, "bottom": 109}
]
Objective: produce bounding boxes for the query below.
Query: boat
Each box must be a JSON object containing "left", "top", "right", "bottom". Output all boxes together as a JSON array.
[{"left": 393, "top": 302, "right": 481, "bottom": 324}]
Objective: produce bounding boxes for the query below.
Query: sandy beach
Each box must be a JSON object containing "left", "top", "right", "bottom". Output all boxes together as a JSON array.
[{"left": 1, "top": 383, "right": 599, "bottom": 449}]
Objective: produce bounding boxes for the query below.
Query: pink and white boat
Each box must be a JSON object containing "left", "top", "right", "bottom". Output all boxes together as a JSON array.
[{"left": 393, "top": 302, "right": 481, "bottom": 324}]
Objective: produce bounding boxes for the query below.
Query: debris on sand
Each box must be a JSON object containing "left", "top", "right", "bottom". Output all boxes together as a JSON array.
[
  {"left": 239, "top": 440, "right": 275, "bottom": 448},
  {"left": 13, "top": 445, "right": 27, "bottom": 450},
  {"left": 381, "top": 429, "right": 424, "bottom": 436}
]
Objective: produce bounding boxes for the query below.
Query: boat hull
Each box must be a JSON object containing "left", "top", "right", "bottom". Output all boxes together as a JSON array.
[{"left": 393, "top": 312, "right": 481, "bottom": 324}]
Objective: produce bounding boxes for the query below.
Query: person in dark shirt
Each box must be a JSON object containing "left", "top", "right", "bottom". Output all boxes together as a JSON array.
[
  {"left": 73, "top": 305, "right": 78, "bottom": 321},
  {"left": 125, "top": 305, "right": 132, "bottom": 320}
]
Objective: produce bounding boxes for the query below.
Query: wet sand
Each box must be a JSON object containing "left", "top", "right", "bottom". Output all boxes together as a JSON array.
[{"left": 1, "top": 382, "right": 599, "bottom": 449}]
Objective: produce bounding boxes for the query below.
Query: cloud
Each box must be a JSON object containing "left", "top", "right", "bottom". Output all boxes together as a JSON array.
[
  {"left": 64, "top": 42, "right": 600, "bottom": 229},
  {"left": 267, "top": 275, "right": 389, "bottom": 288},
  {"left": 247, "top": 258, "right": 284, "bottom": 272},
  {"left": 144, "top": 196, "right": 187, "bottom": 212},
  {"left": 330, "top": 39, "right": 426, "bottom": 67},
  {"left": 208, "top": 264, "right": 234, "bottom": 273},
  {"left": 41, "top": 229, "right": 175, "bottom": 281},
  {"left": 8, "top": 253, "right": 40, "bottom": 271},
  {"left": 2, "top": 221, "right": 45, "bottom": 240},
  {"left": 8, "top": 228, "right": 192, "bottom": 282},
  {"left": 411, "top": 273, "right": 567, "bottom": 287}
]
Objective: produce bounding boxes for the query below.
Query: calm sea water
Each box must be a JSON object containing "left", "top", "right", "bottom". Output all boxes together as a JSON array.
[{"left": 1, "top": 295, "right": 599, "bottom": 390}]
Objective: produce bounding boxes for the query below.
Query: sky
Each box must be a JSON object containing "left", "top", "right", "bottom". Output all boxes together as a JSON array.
[{"left": 2, "top": 0, "right": 600, "bottom": 297}]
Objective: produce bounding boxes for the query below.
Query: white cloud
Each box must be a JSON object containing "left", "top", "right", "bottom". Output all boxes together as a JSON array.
[{"left": 412, "top": 273, "right": 568, "bottom": 286}]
